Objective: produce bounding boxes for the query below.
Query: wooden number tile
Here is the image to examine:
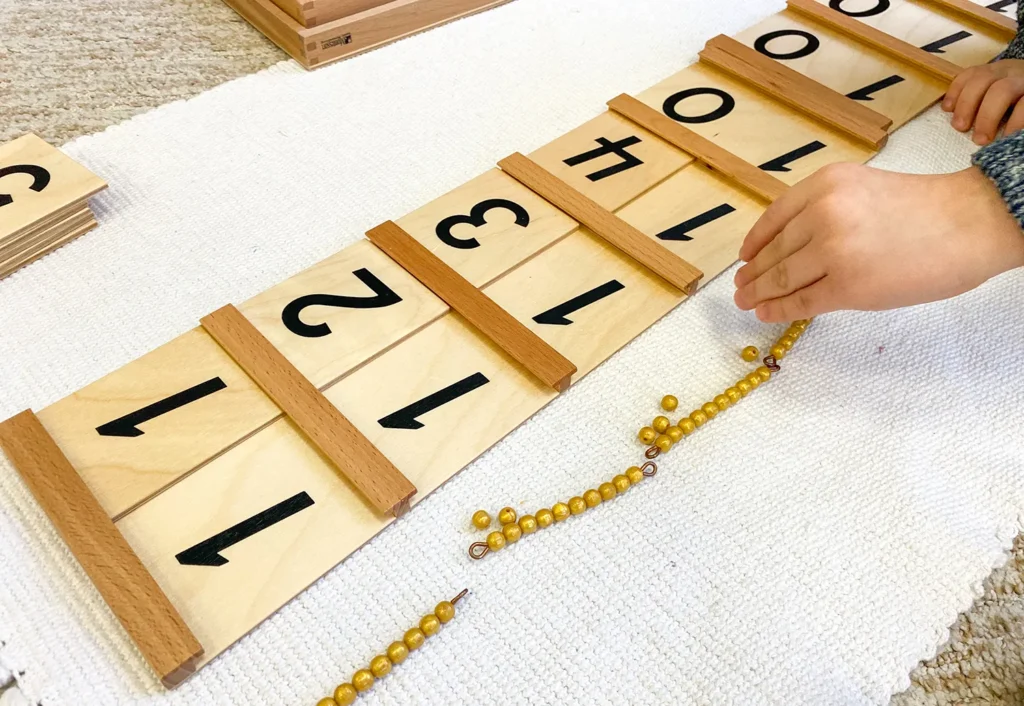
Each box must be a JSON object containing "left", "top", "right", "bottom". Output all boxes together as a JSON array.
[
  {"left": 803, "top": 0, "right": 1006, "bottom": 70},
  {"left": 0, "top": 213, "right": 98, "bottom": 280},
  {"left": 237, "top": 240, "right": 448, "bottom": 390},
  {"left": 116, "top": 314, "right": 555, "bottom": 665},
  {"left": 633, "top": 62, "right": 876, "bottom": 185},
  {"left": 618, "top": 162, "right": 767, "bottom": 286},
  {"left": 483, "top": 228, "right": 684, "bottom": 382},
  {"left": 35, "top": 328, "right": 282, "bottom": 520},
  {"left": 733, "top": 10, "right": 947, "bottom": 130},
  {"left": 527, "top": 111, "right": 693, "bottom": 211},
  {"left": 394, "top": 168, "right": 579, "bottom": 288},
  {"left": 0, "top": 134, "right": 106, "bottom": 242},
  {"left": 923, "top": 0, "right": 1017, "bottom": 39}
]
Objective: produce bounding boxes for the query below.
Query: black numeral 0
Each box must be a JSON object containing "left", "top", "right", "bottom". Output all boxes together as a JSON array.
[
  {"left": 662, "top": 87, "right": 736, "bottom": 124},
  {"left": 829, "top": 0, "right": 889, "bottom": 17},
  {"left": 754, "top": 29, "right": 820, "bottom": 60}
]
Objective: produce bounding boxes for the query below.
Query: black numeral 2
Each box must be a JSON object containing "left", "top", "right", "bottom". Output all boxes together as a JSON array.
[
  {"left": 435, "top": 199, "right": 530, "bottom": 249},
  {"left": 282, "top": 268, "right": 402, "bottom": 338},
  {"left": 176, "top": 492, "right": 315, "bottom": 567},
  {"left": 378, "top": 372, "right": 489, "bottom": 430},
  {"left": 96, "top": 377, "right": 227, "bottom": 438}
]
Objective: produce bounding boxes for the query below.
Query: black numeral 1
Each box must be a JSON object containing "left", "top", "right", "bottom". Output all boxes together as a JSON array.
[
  {"left": 96, "top": 377, "right": 227, "bottom": 437},
  {"left": 378, "top": 373, "right": 489, "bottom": 430},
  {"left": 921, "top": 31, "right": 972, "bottom": 54},
  {"left": 758, "top": 141, "right": 827, "bottom": 173},
  {"left": 533, "top": 280, "right": 625, "bottom": 326},
  {"left": 656, "top": 204, "right": 736, "bottom": 242}
]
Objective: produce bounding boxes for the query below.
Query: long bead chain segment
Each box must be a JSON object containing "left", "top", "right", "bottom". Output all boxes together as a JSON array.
[
  {"left": 637, "top": 319, "right": 811, "bottom": 455},
  {"left": 315, "top": 589, "right": 469, "bottom": 705},
  {"left": 468, "top": 462, "right": 658, "bottom": 560}
]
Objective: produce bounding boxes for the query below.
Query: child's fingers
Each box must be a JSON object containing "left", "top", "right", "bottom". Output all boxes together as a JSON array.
[
  {"left": 734, "top": 243, "right": 824, "bottom": 312},
  {"left": 952, "top": 73, "right": 999, "bottom": 131},
  {"left": 972, "top": 78, "right": 1024, "bottom": 144},
  {"left": 1005, "top": 98, "right": 1024, "bottom": 137},
  {"left": 753, "top": 277, "right": 834, "bottom": 324},
  {"left": 735, "top": 218, "right": 812, "bottom": 289},
  {"left": 738, "top": 172, "right": 821, "bottom": 263},
  {"left": 944, "top": 66, "right": 979, "bottom": 111}
]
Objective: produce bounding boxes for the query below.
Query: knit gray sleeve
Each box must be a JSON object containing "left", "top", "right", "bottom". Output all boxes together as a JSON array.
[{"left": 1002, "top": 4, "right": 1024, "bottom": 59}]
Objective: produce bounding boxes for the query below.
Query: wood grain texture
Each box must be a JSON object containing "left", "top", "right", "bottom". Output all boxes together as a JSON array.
[
  {"left": 200, "top": 304, "right": 416, "bottom": 516},
  {"left": 271, "top": 0, "right": 385, "bottom": 27},
  {"left": 607, "top": 94, "right": 789, "bottom": 203},
  {"left": 700, "top": 34, "right": 891, "bottom": 148},
  {"left": 920, "top": 0, "right": 1017, "bottom": 38},
  {"left": 366, "top": 220, "right": 577, "bottom": 391},
  {"left": 788, "top": 0, "right": 961, "bottom": 83},
  {"left": 0, "top": 410, "right": 203, "bottom": 687},
  {"left": 497, "top": 152, "right": 704, "bottom": 295}
]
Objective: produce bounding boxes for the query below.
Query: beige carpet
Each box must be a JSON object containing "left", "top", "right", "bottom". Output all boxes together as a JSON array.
[{"left": 1, "top": 1, "right": 1023, "bottom": 703}]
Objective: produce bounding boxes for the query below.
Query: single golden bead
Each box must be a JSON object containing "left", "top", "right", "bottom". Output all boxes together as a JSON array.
[
  {"left": 736, "top": 379, "right": 752, "bottom": 396},
  {"left": 404, "top": 627, "right": 425, "bottom": 651},
  {"left": 769, "top": 344, "right": 785, "bottom": 360},
  {"left": 626, "top": 466, "right": 644, "bottom": 484},
  {"left": 502, "top": 522, "right": 522, "bottom": 543},
  {"left": 612, "top": 474, "right": 631, "bottom": 493},
  {"left": 655, "top": 434, "right": 673, "bottom": 452},
  {"left": 387, "top": 641, "right": 409, "bottom": 665},
  {"left": 678, "top": 417, "right": 696, "bottom": 435},
  {"left": 519, "top": 514, "right": 538, "bottom": 534},
  {"left": 583, "top": 489, "right": 602, "bottom": 508},
  {"left": 638, "top": 426, "right": 657, "bottom": 444},
  {"left": 779, "top": 334, "right": 796, "bottom": 350},
  {"left": 318, "top": 698, "right": 339, "bottom": 706},
  {"left": 725, "top": 387, "right": 742, "bottom": 404},
  {"left": 420, "top": 614, "right": 441, "bottom": 637},
  {"left": 435, "top": 600, "right": 456, "bottom": 624},
  {"left": 568, "top": 496, "right": 587, "bottom": 515},
  {"left": 690, "top": 410, "right": 708, "bottom": 427},
  {"left": 741, "top": 345, "right": 759, "bottom": 362},
  {"left": 665, "top": 425, "right": 683, "bottom": 442},
  {"left": 370, "top": 655, "right": 392, "bottom": 679},
  {"left": 352, "top": 669, "right": 375, "bottom": 693},
  {"left": 497, "top": 506, "right": 517, "bottom": 526},
  {"left": 599, "top": 482, "right": 617, "bottom": 501},
  {"left": 471, "top": 509, "right": 491, "bottom": 530},
  {"left": 714, "top": 394, "right": 730, "bottom": 411},
  {"left": 486, "top": 530, "right": 506, "bottom": 552},
  {"left": 661, "top": 395, "right": 678, "bottom": 412},
  {"left": 745, "top": 372, "right": 761, "bottom": 389},
  {"left": 785, "top": 326, "right": 802, "bottom": 340},
  {"left": 552, "top": 502, "right": 571, "bottom": 522},
  {"left": 652, "top": 415, "right": 670, "bottom": 433},
  {"left": 334, "top": 683, "right": 358, "bottom": 705},
  {"left": 536, "top": 508, "right": 555, "bottom": 528},
  {"left": 756, "top": 366, "right": 772, "bottom": 382},
  {"left": 701, "top": 402, "right": 719, "bottom": 419}
]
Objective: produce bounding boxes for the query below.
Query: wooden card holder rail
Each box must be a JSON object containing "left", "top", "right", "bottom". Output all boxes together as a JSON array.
[
  {"left": 201, "top": 304, "right": 417, "bottom": 516},
  {"left": 0, "top": 411, "right": 203, "bottom": 687},
  {"left": 919, "top": 0, "right": 1017, "bottom": 39},
  {"left": 606, "top": 94, "right": 789, "bottom": 204},
  {"left": 497, "top": 152, "right": 704, "bottom": 295},
  {"left": 367, "top": 220, "right": 577, "bottom": 392},
  {"left": 273, "top": 0, "right": 387, "bottom": 27},
  {"left": 786, "top": 0, "right": 961, "bottom": 84},
  {"left": 699, "top": 35, "right": 892, "bottom": 149}
]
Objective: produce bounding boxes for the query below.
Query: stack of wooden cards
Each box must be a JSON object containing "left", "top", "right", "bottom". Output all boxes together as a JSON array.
[{"left": 0, "top": 134, "right": 107, "bottom": 279}]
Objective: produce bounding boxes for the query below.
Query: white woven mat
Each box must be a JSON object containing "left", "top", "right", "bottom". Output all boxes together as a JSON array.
[{"left": 1, "top": 0, "right": 1023, "bottom": 703}]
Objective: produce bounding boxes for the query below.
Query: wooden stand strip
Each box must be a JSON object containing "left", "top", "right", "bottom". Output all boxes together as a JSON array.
[
  {"left": 200, "top": 304, "right": 417, "bottom": 516},
  {"left": 787, "top": 0, "right": 961, "bottom": 84},
  {"left": 366, "top": 220, "right": 577, "bottom": 391},
  {"left": 919, "top": 0, "right": 1017, "bottom": 39},
  {"left": 0, "top": 410, "right": 203, "bottom": 688},
  {"left": 699, "top": 34, "right": 891, "bottom": 149},
  {"left": 496, "top": 153, "right": 703, "bottom": 295},
  {"left": 606, "top": 94, "right": 789, "bottom": 203}
]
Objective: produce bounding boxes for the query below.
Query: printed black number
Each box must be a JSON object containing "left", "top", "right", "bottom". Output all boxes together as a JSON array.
[
  {"left": 533, "top": 280, "right": 625, "bottom": 326},
  {"left": 829, "top": 0, "right": 889, "bottom": 17},
  {"left": 754, "top": 29, "right": 821, "bottom": 60},
  {"left": 282, "top": 268, "right": 402, "bottom": 338},
  {"left": 96, "top": 377, "right": 227, "bottom": 438},
  {"left": 378, "top": 372, "right": 489, "bottom": 430},
  {"left": 435, "top": 199, "right": 530, "bottom": 250},
  {"left": 758, "top": 141, "right": 827, "bottom": 173},
  {"left": 563, "top": 137, "right": 644, "bottom": 182},
  {"left": 921, "top": 31, "right": 972, "bottom": 54},
  {"left": 656, "top": 204, "right": 736, "bottom": 242},
  {"left": 663, "top": 87, "right": 736, "bottom": 124},
  {"left": 176, "top": 492, "right": 315, "bottom": 567},
  {"left": 0, "top": 164, "right": 51, "bottom": 208},
  {"left": 987, "top": 1, "right": 1015, "bottom": 14},
  {"left": 846, "top": 75, "right": 905, "bottom": 101}
]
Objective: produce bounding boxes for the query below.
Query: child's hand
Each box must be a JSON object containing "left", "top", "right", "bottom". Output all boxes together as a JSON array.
[
  {"left": 943, "top": 59, "right": 1024, "bottom": 145},
  {"left": 733, "top": 163, "right": 1024, "bottom": 323}
]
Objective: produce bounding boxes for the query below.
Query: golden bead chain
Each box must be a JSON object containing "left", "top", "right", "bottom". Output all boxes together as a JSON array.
[
  {"left": 315, "top": 589, "right": 468, "bottom": 705},
  {"left": 467, "top": 320, "right": 812, "bottom": 560}
]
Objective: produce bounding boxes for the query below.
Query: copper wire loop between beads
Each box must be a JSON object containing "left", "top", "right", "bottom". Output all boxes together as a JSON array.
[
  {"left": 641, "top": 461, "right": 658, "bottom": 477},
  {"left": 451, "top": 588, "right": 469, "bottom": 605},
  {"left": 468, "top": 542, "right": 489, "bottom": 560},
  {"left": 763, "top": 354, "right": 781, "bottom": 372},
  {"left": 644, "top": 446, "right": 661, "bottom": 459}
]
